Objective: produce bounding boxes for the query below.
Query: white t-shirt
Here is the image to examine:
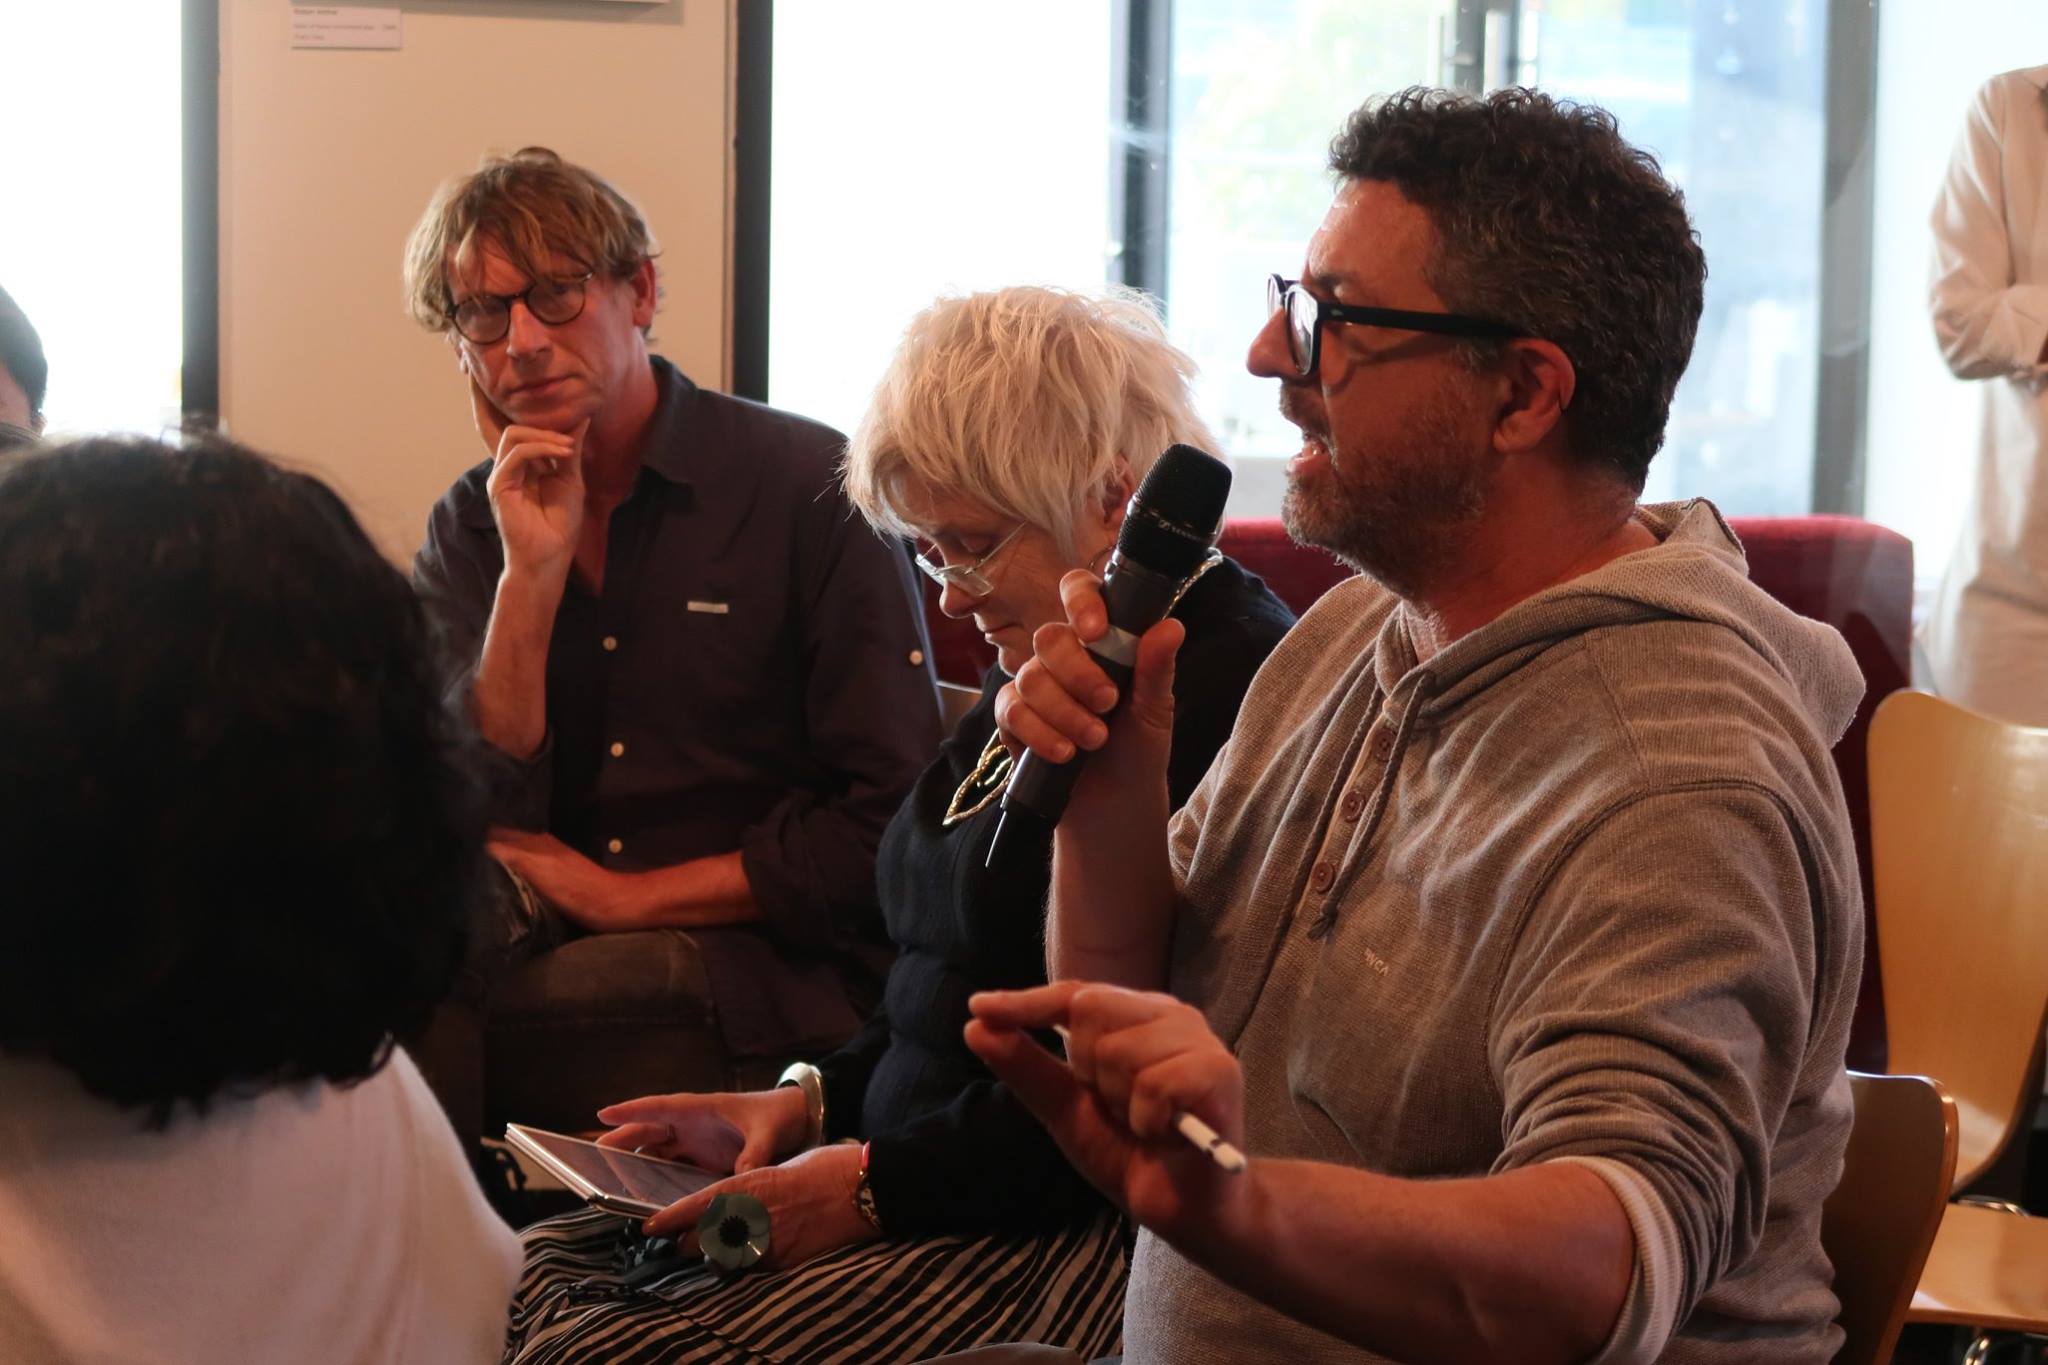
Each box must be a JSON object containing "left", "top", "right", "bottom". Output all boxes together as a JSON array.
[{"left": 0, "top": 1045, "right": 520, "bottom": 1364}]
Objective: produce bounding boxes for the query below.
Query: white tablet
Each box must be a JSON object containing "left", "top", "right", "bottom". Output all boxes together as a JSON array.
[{"left": 503, "top": 1122, "right": 721, "bottom": 1218}]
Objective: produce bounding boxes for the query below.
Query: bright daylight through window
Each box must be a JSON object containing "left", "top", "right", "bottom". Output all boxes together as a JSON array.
[
  {"left": 770, "top": 1, "right": 1832, "bottom": 524},
  {"left": 0, "top": 3, "right": 184, "bottom": 439}
]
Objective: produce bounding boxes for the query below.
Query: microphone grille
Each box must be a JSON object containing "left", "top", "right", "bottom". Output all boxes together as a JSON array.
[{"left": 1131, "top": 443, "right": 1232, "bottom": 538}]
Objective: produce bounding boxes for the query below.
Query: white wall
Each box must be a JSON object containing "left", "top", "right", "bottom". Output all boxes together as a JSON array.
[
  {"left": 218, "top": 0, "right": 731, "bottom": 562},
  {"left": 1865, "top": 3, "right": 2048, "bottom": 580}
]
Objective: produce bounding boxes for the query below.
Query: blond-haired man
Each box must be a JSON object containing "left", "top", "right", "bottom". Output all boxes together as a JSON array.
[{"left": 406, "top": 148, "right": 939, "bottom": 1167}]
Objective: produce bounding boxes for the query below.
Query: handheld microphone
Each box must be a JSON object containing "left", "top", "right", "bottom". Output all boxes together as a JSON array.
[{"left": 985, "top": 443, "right": 1233, "bottom": 868}]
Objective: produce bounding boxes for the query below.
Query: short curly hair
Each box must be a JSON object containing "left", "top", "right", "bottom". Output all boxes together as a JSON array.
[
  {"left": 1330, "top": 87, "right": 1706, "bottom": 491},
  {"left": 0, "top": 436, "right": 486, "bottom": 1124}
]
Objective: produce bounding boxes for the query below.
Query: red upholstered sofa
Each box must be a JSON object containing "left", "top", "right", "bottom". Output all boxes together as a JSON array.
[{"left": 920, "top": 516, "right": 1914, "bottom": 1071}]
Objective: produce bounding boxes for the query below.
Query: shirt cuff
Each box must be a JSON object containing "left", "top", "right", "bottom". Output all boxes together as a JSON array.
[
  {"left": 483, "top": 725, "right": 553, "bottom": 831},
  {"left": 736, "top": 822, "right": 840, "bottom": 953},
  {"left": 813, "top": 1049, "right": 874, "bottom": 1143},
  {"left": 1552, "top": 1155, "right": 1683, "bottom": 1365}
]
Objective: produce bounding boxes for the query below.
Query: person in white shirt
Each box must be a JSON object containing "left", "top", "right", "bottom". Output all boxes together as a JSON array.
[
  {"left": 1922, "top": 64, "right": 2048, "bottom": 725},
  {"left": 0, "top": 435, "right": 520, "bottom": 1363}
]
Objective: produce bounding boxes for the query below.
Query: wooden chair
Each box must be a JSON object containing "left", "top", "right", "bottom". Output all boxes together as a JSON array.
[
  {"left": 1821, "top": 1072, "right": 1957, "bottom": 1365},
  {"left": 1908, "top": 1201, "right": 2048, "bottom": 1358},
  {"left": 1866, "top": 689, "right": 2048, "bottom": 1192},
  {"left": 1867, "top": 690, "right": 2048, "bottom": 1358}
]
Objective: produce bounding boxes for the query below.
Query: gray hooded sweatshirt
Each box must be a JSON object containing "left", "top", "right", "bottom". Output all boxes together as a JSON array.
[{"left": 1129, "top": 500, "right": 1866, "bottom": 1365}]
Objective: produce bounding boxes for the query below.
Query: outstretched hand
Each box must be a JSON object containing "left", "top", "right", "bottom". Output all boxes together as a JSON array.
[{"left": 964, "top": 979, "right": 1247, "bottom": 1238}]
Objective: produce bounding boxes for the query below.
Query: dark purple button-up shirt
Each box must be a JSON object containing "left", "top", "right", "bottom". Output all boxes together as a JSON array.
[{"left": 413, "top": 357, "right": 941, "bottom": 1054}]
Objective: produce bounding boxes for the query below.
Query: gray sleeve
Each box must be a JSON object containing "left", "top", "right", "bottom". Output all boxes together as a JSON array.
[{"left": 1487, "top": 784, "right": 1824, "bottom": 1334}]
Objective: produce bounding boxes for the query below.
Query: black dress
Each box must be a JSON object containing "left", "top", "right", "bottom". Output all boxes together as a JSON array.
[{"left": 820, "top": 555, "right": 1296, "bottom": 1232}]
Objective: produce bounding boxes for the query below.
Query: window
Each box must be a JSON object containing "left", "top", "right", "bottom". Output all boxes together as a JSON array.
[
  {"left": 1168, "top": 0, "right": 1835, "bottom": 517},
  {"left": 0, "top": 2, "right": 188, "bottom": 438},
  {"left": 1166, "top": 1, "right": 1443, "bottom": 517},
  {"left": 1523, "top": 0, "right": 1830, "bottom": 517},
  {"left": 756, "top": 2, "right": 1854, "bottom": 521},
  {"left": 766, "top": 3, "right": 1114, "bottom": 440}
]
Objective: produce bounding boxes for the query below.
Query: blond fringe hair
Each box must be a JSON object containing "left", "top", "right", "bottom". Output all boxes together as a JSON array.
[
  {"left": 401, "top": 147, "right": 659, "bottom": 332},
  {"left": 842, "top": 286, "right": 1219, "bottom": 562}
]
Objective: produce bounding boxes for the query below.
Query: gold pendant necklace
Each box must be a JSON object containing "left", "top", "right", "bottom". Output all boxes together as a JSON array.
[
  {"left": 939, "top": 551, "right": 1223, "bottom": 830},
  {"left": 942, "top": 732, "right": 1011, "bottom": 828}
]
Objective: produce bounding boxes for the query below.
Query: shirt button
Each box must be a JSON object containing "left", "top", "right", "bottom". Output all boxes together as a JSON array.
[
  {"left": 607, "top": 838, "right": 624, "bottom": 855},
  {"left": 602, "top": 636, "right": 619, "bottom": 652},
  {"left": 609, "top": 741, "right": 625, "bottom": 757},
  {"left": 1339, "top": 790, "right": 1366, "bottom": 822},
  {"left": 1309, "top": 860, "right": 1335, "bottom": 894},
  {"left": 1370, "top": 729, "right": 1393, "bottom": 761},
  {"left": 908, "top": 649, "right": 925, "bottom": 666}
]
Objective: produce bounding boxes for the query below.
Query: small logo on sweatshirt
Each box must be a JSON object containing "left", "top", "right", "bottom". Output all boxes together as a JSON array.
[{"left": 1363, "top": 948, "right": 1390, "bottom": 977}]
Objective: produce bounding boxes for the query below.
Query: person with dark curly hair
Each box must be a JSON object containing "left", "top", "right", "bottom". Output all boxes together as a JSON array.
[
  {"left": 975, "top": 88, "right": 1863, "bottom": 1365},
  {"left": 0, "top": 436, "right": 520, "bottom": 1362}
]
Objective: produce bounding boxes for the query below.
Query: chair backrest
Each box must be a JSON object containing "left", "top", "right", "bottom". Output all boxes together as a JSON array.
[
  {"left": 1867, "top": 689, "right": 2048, "bottom": 1190},
  {"left": 1822, "top": 1071, "right": 1958, "bottom": 1365}
]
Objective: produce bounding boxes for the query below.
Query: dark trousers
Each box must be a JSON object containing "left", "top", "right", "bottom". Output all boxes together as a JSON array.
[
  {"left": 409, "top": 863, "right": 574, "bottom": 1147},
  {"left": 408, "top": 864, "right": 789, "bottom": 1147}
]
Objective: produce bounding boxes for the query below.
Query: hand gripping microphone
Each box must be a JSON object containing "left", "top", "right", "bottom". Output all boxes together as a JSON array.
[{"left": 985, "top": 443, "right": 1233, "bottom": 867}]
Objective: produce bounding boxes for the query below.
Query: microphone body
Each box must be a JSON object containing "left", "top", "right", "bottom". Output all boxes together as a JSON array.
[{"left": 985, "top": 444, "right": 1231, "bottom": 866}]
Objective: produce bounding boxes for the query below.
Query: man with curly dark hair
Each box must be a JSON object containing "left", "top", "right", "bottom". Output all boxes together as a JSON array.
[
  {"left": 975, "top": 88, "right": 1863, "bottom": 1365},
  {"left": 0, "top": 437, "right": 519, "bottom": 1361}
]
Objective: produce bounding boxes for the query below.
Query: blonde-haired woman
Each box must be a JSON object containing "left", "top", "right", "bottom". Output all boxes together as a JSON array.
[{"left": 505, "top": 287, "right": 1293, "bottom": 1363}]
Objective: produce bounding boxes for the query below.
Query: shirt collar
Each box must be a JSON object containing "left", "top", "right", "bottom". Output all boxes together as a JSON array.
[
  {"left": 457, "top": 355, "right": 698, "bottom": 530},
  {"left": 635, "top": 355, "right": 697, "bottom": 487}
]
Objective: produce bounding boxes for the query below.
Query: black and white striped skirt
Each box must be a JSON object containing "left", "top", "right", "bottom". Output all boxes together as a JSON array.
[{"left": 503, "top": 1206, "right": 1126, "bottom": 1364}]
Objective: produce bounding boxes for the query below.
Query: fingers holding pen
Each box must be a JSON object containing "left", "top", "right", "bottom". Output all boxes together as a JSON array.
[{"left": 970, "top": 981, "right": 1246, "bottom": 1150}]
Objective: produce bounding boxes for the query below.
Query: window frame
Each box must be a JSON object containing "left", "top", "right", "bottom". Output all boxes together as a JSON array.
[
  {"left": 183, "top": 0, "right": 220, "bottom": 424},
  {"left": 730, "top": 0, "right": 1882, "bottom": 518}
]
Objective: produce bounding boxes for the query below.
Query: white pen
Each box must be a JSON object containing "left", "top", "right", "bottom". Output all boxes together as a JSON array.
[{"left": 1051, "top": 1023, "right": 1248, "bottom": 1174}]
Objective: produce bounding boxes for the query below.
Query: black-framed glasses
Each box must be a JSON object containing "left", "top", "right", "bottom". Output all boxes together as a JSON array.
[
  {"left": 1266, "top": 274, "right": 1521, "bottom": 378},
  {"left": 448, "top": 271, "right": 596, "bottom": 345}
]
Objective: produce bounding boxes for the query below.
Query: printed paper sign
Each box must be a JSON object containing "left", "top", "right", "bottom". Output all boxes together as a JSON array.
[{"left": 290, "top": 7, "right": 402, "bottom": 50}]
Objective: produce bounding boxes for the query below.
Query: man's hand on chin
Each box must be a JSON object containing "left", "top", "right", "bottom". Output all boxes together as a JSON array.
[{"left": 486, "top": 828, "right": 651, "bottom": 933}]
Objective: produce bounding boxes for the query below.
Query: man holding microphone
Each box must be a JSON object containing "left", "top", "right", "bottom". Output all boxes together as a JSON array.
[{"left": 971, "top": 88, "right": 1864, "bottom": 1365}]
